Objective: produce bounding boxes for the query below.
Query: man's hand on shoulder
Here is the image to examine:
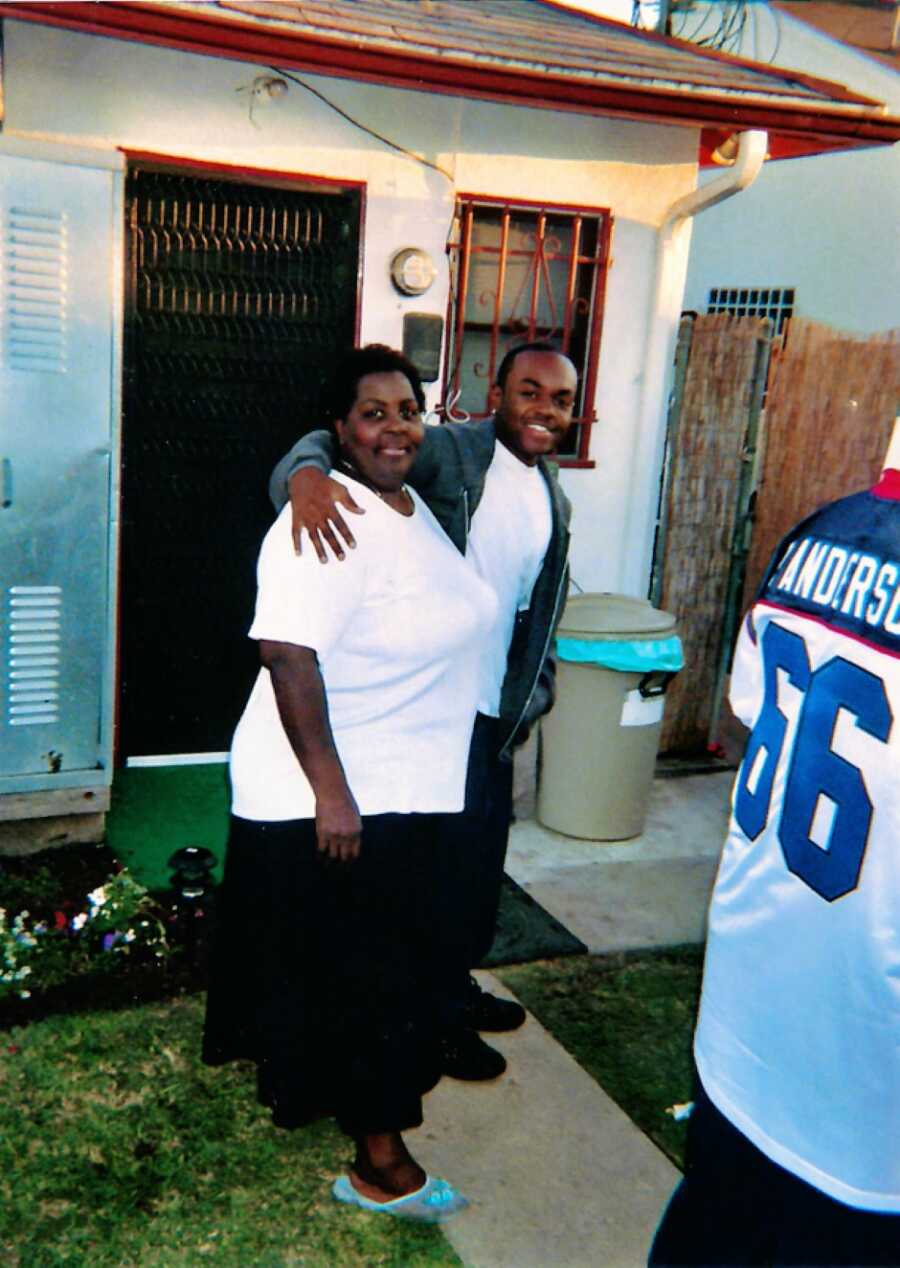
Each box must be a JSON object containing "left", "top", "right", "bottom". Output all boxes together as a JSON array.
[{"left": 289, "top": 468, "right": 365, "bottom": 562}]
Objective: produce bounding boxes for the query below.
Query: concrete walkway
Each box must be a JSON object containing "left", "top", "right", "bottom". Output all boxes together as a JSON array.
[
  {"left": 507, "top": 770, "right": 733, "bottom": 954},
  {"left": 407, "top": 769, "right": 735, "bottom": 1268}
]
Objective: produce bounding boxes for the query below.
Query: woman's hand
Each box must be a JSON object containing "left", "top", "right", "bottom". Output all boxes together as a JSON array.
[
  {"left": 289, "top": 468, "right": 365, "bottom": 562},
  {"left": 315, "top": 790, "right": 363, "bottom": 862}
]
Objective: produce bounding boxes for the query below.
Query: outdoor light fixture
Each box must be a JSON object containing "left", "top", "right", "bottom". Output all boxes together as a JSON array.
[
  {"left": 236, "top": 75, "right": 289, "bottom": 126},
  {"left": 390, "top": 247, "right": 437, "bottom": 296},
  {"left": 168, "top": 845, "right": 217, "bottom": 900}
]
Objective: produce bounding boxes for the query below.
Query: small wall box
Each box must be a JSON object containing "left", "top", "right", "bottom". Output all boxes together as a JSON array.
[{"left": 402, "top": 313, "right": 443, "bottom": 383}]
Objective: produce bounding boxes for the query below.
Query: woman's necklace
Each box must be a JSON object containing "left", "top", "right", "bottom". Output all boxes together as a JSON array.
[{"left": 337, "top": 460, "right": 414, "bottom": 515}]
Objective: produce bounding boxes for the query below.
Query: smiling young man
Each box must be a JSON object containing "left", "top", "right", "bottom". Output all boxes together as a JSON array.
[{"left": 268, "top": 341, "right": 577, "bottom": 1080}]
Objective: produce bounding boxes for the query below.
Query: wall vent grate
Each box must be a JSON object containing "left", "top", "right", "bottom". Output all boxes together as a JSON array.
[
  {"left": 5, "top": 586, "right": 62, "bottom": 726},
  {"left": 2, "top": 207, "right": 68, "bottom": 374}
]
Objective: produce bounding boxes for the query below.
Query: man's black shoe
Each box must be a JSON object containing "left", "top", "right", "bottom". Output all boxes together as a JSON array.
[
  {"left": 440, "top": 1027, "right": 507, "bottom": 1081},
  {"left": 465, "top": 977, "right": 527, "bottom": 1033}
]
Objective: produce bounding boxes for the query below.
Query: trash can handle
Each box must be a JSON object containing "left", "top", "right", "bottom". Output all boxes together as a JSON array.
[{"left": 638, "top": 670, "right": 675, "bottom": 699}]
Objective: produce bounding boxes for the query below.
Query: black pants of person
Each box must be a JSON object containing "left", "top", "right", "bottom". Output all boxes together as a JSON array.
[
  {"left": 649, "top": 1078, "right": 900, "bottom": 1268},
  {"left": 203, "top": 812, "right": 443, "bottom": 1138},
  {"left": 433, "top": 712, "right": 514, "bottom": 1028}
]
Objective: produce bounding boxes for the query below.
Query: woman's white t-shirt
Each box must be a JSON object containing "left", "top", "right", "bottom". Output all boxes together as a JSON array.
[{"left": 230, "top": 477, "right": 497, "bottom": 822}]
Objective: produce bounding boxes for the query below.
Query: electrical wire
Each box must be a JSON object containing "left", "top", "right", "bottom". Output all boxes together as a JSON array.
[{"left": 269, "top": 65, "right": 455, "bottom": 183}]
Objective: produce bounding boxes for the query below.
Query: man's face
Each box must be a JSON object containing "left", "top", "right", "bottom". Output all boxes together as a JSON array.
[{"left": 489, "top": 351, "right": 578, "bottom": 466}]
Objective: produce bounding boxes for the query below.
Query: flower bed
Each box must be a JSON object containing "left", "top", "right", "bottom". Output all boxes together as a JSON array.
[{"left": 0, "top": 842, "right": 212, "bottom": 1028}]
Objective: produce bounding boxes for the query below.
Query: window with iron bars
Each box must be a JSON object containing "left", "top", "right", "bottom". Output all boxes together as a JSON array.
[
  {"left": 707, "top": 286, "right": 795, "bottom": 334},
  {"left": 443, "top": 197, "right": 612, "bottom": 466}
]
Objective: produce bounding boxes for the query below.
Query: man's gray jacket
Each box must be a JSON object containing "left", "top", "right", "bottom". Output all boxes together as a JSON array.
[{"left": 269, "top": 418, "right": 572, "bottom": 759}]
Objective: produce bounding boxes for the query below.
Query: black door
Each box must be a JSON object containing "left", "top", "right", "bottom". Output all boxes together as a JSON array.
[{"left": 120, "top": 165, "right": 361, "bottom": 758}]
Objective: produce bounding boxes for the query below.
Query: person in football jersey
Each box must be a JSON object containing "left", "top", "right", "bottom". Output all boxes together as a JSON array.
[
  {"left": 649, "top": 454, "right": 900, "bottom": 1266},
  {"left": 268, "top": 342, "right": 576, "bottom": 1082}
]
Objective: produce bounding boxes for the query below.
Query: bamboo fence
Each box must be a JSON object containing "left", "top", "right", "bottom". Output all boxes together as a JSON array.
[{"left": 659, "top": 313, "right": 769, "bottom": 754}]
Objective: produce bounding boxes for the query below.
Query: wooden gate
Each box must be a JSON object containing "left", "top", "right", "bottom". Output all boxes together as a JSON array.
[
  {"left": 654, "top": 316, "right": 900, "bottom": 757},
  {"left": 743, "top": 320, "right": 900, "bottom": 608}
]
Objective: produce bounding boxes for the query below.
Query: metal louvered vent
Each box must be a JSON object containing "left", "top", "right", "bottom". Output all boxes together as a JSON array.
[
  {"left": 2, "top": 207, "right": 68, "bottom": 373},
  {"left": 5, "top": 587, "right": 62, "bottom": 727}
]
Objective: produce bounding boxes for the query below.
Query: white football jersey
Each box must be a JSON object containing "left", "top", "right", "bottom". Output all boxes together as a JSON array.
[{"left": 695, "top": 488, "right": 900, "bottom": 1212}]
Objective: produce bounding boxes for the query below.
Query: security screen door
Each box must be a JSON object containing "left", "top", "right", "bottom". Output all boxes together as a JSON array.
[{"left": 120, "top": 165, "right": 361, "bottom": 758}]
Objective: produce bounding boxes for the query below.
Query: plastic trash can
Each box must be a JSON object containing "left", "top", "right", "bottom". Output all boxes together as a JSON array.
[{"left": 537, "top": 593, "right": 682, "bottom": 841}]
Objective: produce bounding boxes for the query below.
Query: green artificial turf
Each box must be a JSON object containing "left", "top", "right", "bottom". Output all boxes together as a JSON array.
[
  {"left": 0, "top": 996, "right": 462, "bottom": 1268},
  {"left": 106, "top": 766, "right": 230, "bottom": 891},
  {"left": 497, "top": 947, "right": 704, "bottom": 1168}
]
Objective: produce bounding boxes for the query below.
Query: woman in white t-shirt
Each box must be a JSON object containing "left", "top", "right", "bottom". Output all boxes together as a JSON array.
[{"left": 203, "top": 346, "right": 495, "bottom": 1224}]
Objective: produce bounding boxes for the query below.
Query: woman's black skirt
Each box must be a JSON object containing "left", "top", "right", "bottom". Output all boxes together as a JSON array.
[{"left": 202, "top": 812, "right": 444, "bottom": 1137}]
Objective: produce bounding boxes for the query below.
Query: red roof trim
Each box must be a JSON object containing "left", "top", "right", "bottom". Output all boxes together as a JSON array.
[{"left": 2, "top": 1, "right": 898, "bottom": 155}]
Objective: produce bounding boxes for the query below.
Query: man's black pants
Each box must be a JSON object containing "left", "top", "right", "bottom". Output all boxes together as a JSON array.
[
  {"left": 649, "top": 1078, "right": 900, "bottom": 1267},
  {"left": 433, "top": 712, "right": 514, "bottom": 1027}
]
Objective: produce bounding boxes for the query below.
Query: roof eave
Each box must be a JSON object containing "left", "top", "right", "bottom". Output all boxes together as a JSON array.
[{"left": 1, "top": 0, "right": 898, "bottom": 161}]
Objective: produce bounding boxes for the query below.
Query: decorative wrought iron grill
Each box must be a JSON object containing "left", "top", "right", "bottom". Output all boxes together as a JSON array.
[
  {"left": 444, "top": 198, "right": 612, "bottom": 463},
  {"left": 121, "top": 165, "right": 361, "bottom": 755}
]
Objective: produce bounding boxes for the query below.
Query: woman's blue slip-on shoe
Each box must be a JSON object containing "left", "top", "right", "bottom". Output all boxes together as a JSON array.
[{"left": 331, "top": 1174, "right": 469, "bottom": 1223}]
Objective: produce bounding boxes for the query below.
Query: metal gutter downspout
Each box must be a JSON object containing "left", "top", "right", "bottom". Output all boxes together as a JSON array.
[
  {"left": 661, "top": 129, "right": 769, "bottom": 237},
  {"left": 623, "top": 129, "right": 769, "bottom": 596}
]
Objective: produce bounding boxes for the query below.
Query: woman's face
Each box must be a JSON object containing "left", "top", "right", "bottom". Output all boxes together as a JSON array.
[{"left": 335, "top": 371, "right": 424, "bottom": 492}]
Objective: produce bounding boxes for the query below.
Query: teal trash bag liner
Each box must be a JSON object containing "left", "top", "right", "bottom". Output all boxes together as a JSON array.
[{"left": 555, "top": 634, "right": 684, "bottom": 673}]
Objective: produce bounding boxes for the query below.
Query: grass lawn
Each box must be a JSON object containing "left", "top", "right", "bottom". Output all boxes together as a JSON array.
[
  {"left": 0, "top": 833, "right": 702, "bottom": 1264},
  {"left": 497, "top": 946, "right": 704, "bottom": 1168},
  {"left": 0, "top": 949, "right": 703, "bottom": 1265},
  {"left": 1, "top": 996, "right": 461, "bottom": 1268}
]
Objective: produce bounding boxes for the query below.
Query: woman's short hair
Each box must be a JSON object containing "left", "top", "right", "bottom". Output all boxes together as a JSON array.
[{"left": 327, "top": 345, "right": 426, "bottom": 422}]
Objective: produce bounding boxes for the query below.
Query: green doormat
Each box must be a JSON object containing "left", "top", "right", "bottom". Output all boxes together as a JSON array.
[
  {"left": 106, "top": 765, "right": 230, "bottom": 891},
  {"left": 483, "top": 874, "right": 588, "bottom": 968}
]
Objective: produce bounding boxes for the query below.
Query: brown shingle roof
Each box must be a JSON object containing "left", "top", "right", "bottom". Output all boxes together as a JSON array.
[{"left": 216, "top": 0, "right": 874, "bottom": 104}]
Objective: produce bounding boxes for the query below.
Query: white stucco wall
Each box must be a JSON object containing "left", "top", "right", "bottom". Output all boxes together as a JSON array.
[
  {"left": 4, "top": 18, "right": 701, "bottom": 594},
  {"left": 682, "top": 9, "right": 900, "bottom": 334}
]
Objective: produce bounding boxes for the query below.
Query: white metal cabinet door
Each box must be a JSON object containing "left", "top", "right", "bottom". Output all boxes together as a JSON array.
[{"left": 0, "top": 149, "right": 121, "bottom": 789}]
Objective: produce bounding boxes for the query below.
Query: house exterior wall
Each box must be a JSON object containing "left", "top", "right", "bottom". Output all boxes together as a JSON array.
[
  {"left": 681, "top": 11, "right": 900, "bottom": 335},
  {"left": 4, "top": 18, "right": 700, "bottom": 597}
]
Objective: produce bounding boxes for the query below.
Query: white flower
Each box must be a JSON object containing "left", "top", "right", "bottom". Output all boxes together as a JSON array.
[
  {"left": 71, "top": 913, "right": 88, "bottom": 931},
  {"left": 124, "top": 930, "right": 136, "bottom": 943},
  {"left": 87, "top": 886, "right": 108, "bottom": 910},
  {"left": 19, "top": 990, "right": 31, "bottom": 999}
]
